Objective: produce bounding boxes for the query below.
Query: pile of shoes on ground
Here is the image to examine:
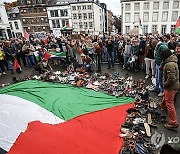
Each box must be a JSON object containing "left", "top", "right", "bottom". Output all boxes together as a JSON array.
[
  {"left": 30, "top": 71, "right": 149, "bottom": 98},
  {"left": 119, "top": 92, "right": 167, "bottom": 154},
  {"left": 0, "top": 70, "right": 167, "bottom": 153}
]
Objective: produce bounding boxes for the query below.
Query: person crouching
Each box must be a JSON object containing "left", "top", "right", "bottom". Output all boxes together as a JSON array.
[
  {"left": 81, "top": 53, "right": 94, "bottom": 72},
  {"left": 35, "top": 58, "right": 53, "bottom": 74}
]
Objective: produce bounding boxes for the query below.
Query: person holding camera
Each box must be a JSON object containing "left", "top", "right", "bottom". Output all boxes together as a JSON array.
[{"left": 22, "top": 40, "right": 36, "bottom": 68}]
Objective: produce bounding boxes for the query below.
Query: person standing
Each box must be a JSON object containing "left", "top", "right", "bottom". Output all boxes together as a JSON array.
[
  {"left": 22, "top": 40, "right": 36, "bottom": 68},
  {"left": 139, "top": 36, "right": 146, "bottom": 70},
  {"left": 144, "top": 36, "right": 157, "bottom": 79},
  {"left": 123, "top": 39, "right": 131, "bottom": 70},
  {"left": 14, "top": 40, "right": 27, "bottom": 67},
  {"left": 3, "top": 41, "right": 15, "bottom": 74},
  {"left": 94, "top": 41, "right": 103, "bottom": 72},
  {"left": 0, "top": 43, "right": 6, "bottom": 75},
  {"left": 159, "top": 48, "right": 179, "bottom": 129},
  {"left": 151, "top": 36, "right": 168, "bottom": 97},
  {"left": 106, "top": 38, "right": 115, "bottom": 70}
]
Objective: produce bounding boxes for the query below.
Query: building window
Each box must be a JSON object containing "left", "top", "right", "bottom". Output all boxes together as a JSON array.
[
  {"left": 88, "top": 13, "right": 93, "bottom": 19},
  {"left": 153, "top": 2, "right": 159, "bottom": 10},
  {"left": 14, "top": 22, "right": 19, "bottom": 29},
  {"left": 172, "top": 11, "right": 178, "bottom": 21},
  {"left": 162, "top": 11, "right": 168, "bottom": 22},
  {"left": 161, "top": 25, "right": 167, "bottom": 34},
  {"left": 79, "top": 22, "right": 83, "bottom": 29},
  {"left": 173, "top": 1, "right": 179, "bottom": 9},
  {"left": 60, "top": 10, "right": 68, "bottom": 17},
  {"left": 152, "top": 12, "right": 158, "bottom": 22},
  {"left": 82, "top": 5, "right": 86, "bottom": 10},
  {"left": 50, "top": 10, "right": 58, "bottom": 17},
  {"left": 143, "top": 25, "right": 148, "bottom": 34},
  {"left": 125, "top": 13, "right": 130, "bottom": 22},
  {"left": 87, "top": 5, "right": 92, "bottom": 9},
  {"left": 134, "top": 3, "right": 140, "bottom": 11},
  {"left": 83, "top": 13, "right": 87, "bottom": 20},
  {"left": 170, "top": 25, "right": 175, "bottom": 33},
  {"left": 143, "top": 12, "right": 149, "bottom": 22},
  {"left": 73, "top": 14, "right": 77, "bottom": 19},
  {"left": 72, "top": 6, "right": 76, "bottom": 10},
  {"left": 134, "top": 25, "right": 139, "bottom": 29},
  {"left": 84, "top": 22, "right": 88, "bottom": 29},
  {"left": 9, "top": 22, "right": 13, "bottom": 29},
  {"left": 125, "top": 3, "right": 130, "bottom": 11},
  {"left": 134, "top": 13, "right": 139, "bottom": 22},
  {"left": 52, "top": 20, "right": 60, "bottom": 28},
  {"left": 125, "top": 26, "right": 130, "bottom": 34},
  {"left": 89, "top": 22, "right": 93, "bottom": 29},
  {"left": 62, "top": 19, "right": 69, "bottom": 27},
  {"left": 163, "top": 2, "right": 169, "bottom": 10},
  {"left": 73, "top": 22, "right": 77, "bottom": 28},
  {"left": 36, "top": 17, "right": 40, "bottom": 23},
  {"left": 78, "top": 13, "right": 82, "bottom": 19},
  {"left": 144, "top": 2, "right": 149, "bottom": 10},
  {"left": 77, "top": 6, "right": 81, "bottom": 10},
  {"left": 152, "top": 25, "right": 157, "bottom": 33}
]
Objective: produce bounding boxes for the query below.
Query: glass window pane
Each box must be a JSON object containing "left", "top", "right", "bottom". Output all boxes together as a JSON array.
[
  {"left": 162, "top": 12, "right": 168, "bottom": 21},
  {"left": 143, "top": 12, "right": 149, "bottom": 22},
  {"left": 125, "top": 13, "right": 130, "bottom": 22},
  {"left": 152, "top": 12, "right": 158, "bottom": 22},
  {"left": 125, "top": 3, "right": 131, "bottom": 11},
  {"left": 163, "top": 2, "right": 169, "bottom": 9}
]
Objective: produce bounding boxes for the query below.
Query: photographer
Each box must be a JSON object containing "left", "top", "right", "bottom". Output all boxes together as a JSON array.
[{"left": 22, "top": 40, "right": 36, "bottom": 68}]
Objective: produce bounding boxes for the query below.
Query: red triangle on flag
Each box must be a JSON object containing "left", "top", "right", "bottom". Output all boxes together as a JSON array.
[{"left": 9, "top": 103, "right": 134, "bottom": 154}]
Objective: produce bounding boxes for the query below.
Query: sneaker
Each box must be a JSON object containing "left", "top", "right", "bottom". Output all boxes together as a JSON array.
[
  {"left": 149, "top": 88, "right": 159, "bottom": 92},
  {"left": 158, "top": 92, "right": 163, "bottom": 97},
  {"left": 0, "top": 73, "right": 2, "bottom": 76},
  {"left": 151, "top": 76, "right": 155, "bottom": 80},
  {"left": 145, "top": 75, "right": 149, "bottom": 79},
  {"left": 2, "top": 72, "right": 6, "bottom": 75}
]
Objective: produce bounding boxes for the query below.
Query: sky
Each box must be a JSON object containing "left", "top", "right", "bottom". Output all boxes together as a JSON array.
[{"left": 3, "top": 0, "right": 121, "bottom": 15}]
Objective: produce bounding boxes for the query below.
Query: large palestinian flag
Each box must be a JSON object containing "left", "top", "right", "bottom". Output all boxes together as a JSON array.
[{"left": 0, "top": 80, "right": 134, "bottom": 153}]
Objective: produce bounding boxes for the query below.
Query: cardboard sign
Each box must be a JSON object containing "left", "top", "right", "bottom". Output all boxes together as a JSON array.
[
  {"left": 71, "top": 34, "right": 81, "bottom": 40},
  {"left": 32, "top": 32, "right": 46, "bottom": 39}
]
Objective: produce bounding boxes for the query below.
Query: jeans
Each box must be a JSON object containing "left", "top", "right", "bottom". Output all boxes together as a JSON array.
[
  {"left": 0, "top": 60, "right": 5, "bottom": 72},
  {"left": 123, "top": 55, "right": 130, "bottom": 68},
  {"left": 144, "top": 58, "right": 155, "bottom": 76},
  {"left": 16, "top": 52, "right": 27, "bottom": 67},
  {"left": 26, "top": 55, "right": 36, "bottom": 68},
  {"left": 155, "top": 64, "right": 164, "bottom": 93},
  {"left": 161, "top": 90, "right": 178, "bottom": 125},
  {"left": 107, "top": 52, "right": 115, "bottom": 68},
  {"left": 7, "top": 60, "right": 14, "bottom": 71}
]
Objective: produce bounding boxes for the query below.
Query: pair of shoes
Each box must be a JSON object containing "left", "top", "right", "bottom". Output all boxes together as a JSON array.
[
  {"left": 164, "top": 123, "right": 179, "bottom": 129},
  {"left": 158, "top": 92, "right": 163, "bottom": 97},
  {"left": 145, "top": 75, "right": 149, "bottom": 79},
  {"left": 149, "top": 88, "right": 159, "bottom": 92},
  {"left": 2, "top": 72, "right": 6, "bottom": 75}
]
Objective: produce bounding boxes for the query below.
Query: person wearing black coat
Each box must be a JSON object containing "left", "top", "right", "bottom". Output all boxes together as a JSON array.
[
  {"left": 13, "top": 40, "right": 27, "bottom": 67},
  {"left": 106, "top": 38, "right": 115, "bottom": 69},
  {"left": 3, "top": 41, "right": 15, "bottom": 74}
]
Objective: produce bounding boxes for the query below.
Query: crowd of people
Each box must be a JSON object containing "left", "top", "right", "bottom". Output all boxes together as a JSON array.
[{"left": 0, "top": 32, "right": 180, "bottom": 129}]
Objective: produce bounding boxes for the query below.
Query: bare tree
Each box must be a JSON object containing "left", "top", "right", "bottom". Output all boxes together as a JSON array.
[{"left": 113, "top": 15, "right": 121, "bottom": 33}]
